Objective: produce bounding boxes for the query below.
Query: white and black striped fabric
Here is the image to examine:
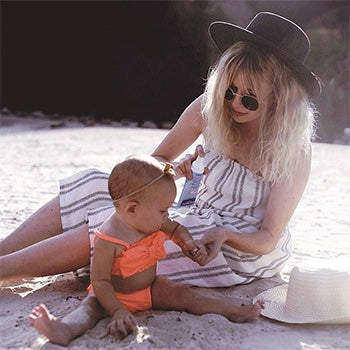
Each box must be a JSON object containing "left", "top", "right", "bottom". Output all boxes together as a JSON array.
[{"left": 59, "top": 149, "right": 291, "bottom": 287}]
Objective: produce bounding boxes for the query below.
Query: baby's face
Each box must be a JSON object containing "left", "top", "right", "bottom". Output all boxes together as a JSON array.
[{"left": 135, "top": 180, "right": 176, "bottom": 234}]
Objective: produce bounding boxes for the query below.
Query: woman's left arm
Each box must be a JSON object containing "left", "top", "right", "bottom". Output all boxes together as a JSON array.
[{"left": 200, "top": 150, "right": 311, "bottom": 259}]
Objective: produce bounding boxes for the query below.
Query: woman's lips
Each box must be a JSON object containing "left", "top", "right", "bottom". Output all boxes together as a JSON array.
[{"left": 233, "top": 109, "right": 248, "bottom": 117}]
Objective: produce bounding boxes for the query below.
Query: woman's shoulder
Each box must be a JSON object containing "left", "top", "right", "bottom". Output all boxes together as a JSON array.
[{"left": 182, "top": 94, "right": 206, "bottom": 130}]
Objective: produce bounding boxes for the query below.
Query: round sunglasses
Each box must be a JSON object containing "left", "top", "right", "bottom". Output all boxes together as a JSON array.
[{"left": 224, "top": 85, "right": 260, "bottom": 111}]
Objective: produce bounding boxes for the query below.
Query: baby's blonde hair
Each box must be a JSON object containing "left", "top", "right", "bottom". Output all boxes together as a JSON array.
[
  {"left": 109, "top": 155, "right": 175, "bottom": 203},
  {"left": 202, "top": 41, "right": 316, "bottom": 184}
]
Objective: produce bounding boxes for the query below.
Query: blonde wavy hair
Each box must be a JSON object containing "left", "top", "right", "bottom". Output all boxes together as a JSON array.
[{"left": 202, "top": 41, "right": 316, "bottom": 185}]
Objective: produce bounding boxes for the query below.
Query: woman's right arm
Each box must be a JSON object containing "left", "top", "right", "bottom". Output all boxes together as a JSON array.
[{"left": 151, "top": 95, "right": 205, "bottom": 163}]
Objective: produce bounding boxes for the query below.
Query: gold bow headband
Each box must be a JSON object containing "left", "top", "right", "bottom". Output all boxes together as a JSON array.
[{"left": 113, "top": 162, "right": 175, "bottom": 203}]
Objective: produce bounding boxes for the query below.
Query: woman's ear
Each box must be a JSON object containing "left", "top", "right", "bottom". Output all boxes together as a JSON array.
[{"left": 125, "top": 201, "right": 139, "bottom": 215}]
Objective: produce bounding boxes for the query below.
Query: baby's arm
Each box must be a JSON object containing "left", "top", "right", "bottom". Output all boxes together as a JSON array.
[
  {"left": 161, "top": 219, "right": 207, "bottom": 265},
  {"left": 91, "top": 238, "right": 137, "bottom": 338}
]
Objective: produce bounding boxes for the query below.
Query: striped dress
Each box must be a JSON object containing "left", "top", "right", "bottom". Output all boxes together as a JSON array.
[{"left": 59, "top": 149, "right": 291, "bottom": 287}]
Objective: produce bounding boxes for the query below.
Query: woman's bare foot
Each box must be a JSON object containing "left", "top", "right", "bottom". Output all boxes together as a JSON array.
[
  {"left": 227, "top": 300, "right": 264, "bottom": 323},
  {"left": 28, "top": 304, "right": 73, "bottom": 346}
]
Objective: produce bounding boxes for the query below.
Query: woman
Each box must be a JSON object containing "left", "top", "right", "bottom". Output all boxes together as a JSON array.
[{"left": 0, "top": 12, "right": 322, "bottom": 287}]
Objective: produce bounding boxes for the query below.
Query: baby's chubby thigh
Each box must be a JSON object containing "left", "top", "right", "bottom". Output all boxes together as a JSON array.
[{"left": 150, "top": 276, "right": 192, "bottom": 311}]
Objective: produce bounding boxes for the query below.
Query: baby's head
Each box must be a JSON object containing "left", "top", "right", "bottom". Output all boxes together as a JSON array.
[{"left": 108, "top": 155, "right": 176, "bottom": 232}]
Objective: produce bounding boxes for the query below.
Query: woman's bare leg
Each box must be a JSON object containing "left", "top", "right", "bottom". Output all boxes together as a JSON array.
[
  {"left": 0, "top": 224, "right": 90, "bottom": 281},
  {"left": 151, "top": 276, "right": 263, "bottom": 323},
  {"left": 28, "top": 294, "right": 108, "bottom": 346},
  {"left": 0, "top": 196, "right": 63, "bottom": 256}
]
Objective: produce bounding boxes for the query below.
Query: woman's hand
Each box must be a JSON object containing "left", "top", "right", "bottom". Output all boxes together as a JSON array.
[
  {"left": 174, "top": 144, "right": 206, "bottom": 180},
  {"left": 108, "top": 308, "right": 138, "bottom": 339},
  {"left": 180, "top": 238, "right": 208, "bottom": 266},
  {"left": 198, "top": 227, "right": 227, "bottom": 265}
]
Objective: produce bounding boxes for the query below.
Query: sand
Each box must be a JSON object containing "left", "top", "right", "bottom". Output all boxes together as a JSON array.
[{"left": 0, "top": 115, "right": 349, "bottom": 349}]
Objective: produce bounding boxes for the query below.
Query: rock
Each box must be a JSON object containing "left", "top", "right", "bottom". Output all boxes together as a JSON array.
[
  {"left": 1, "top": 107, "right": 10, "bottom": 115},
  {"left": 100, "top": 119, "right": 113, "bottom": 125},
  {"left": 127, "top": 122, "right": 139, "bottom": 128},
  {"left": 50, "top": 121, "right": 66, "bottom": 128},
  {"left": 31, "top": 111, "right": 46, "bottom": 119},
  {"left": 50, "top": 113, "right": 62, "bottom": 120},
  {"left": 64, "top": 115, "right": 79, "bottom": 122},
  {"left": 161, "top": 121, "right": 174, "bottom": 129},
  {"left": 120, "top": 119, "right": 139, "bottom": 128},
  {"left": 120, "top": 119, "right": 132, "bottom": 125},
  {"left": 79, "top": 116, "right": 96, "bottom": 127},
  {"left": 17, "top": 111, "right": 29, "bottom": 116},
  {"left": 82, "top": 119, "right": 96, "bottom": 127},
  {"left": 141, "top": 121, "right": 158, "bottom": 129}
]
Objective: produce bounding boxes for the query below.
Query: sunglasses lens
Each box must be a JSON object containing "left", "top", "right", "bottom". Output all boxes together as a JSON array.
[
  {"left": 225, "top": 88, "right": 233, "bottom": 100},
  {"left": 242, "top": 96, "right": 259, "bottom": 111}
]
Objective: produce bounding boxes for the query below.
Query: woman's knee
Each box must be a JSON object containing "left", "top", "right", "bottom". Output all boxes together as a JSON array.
[{"left": 65, "top": 225, "right": 91, "bottom": 262}]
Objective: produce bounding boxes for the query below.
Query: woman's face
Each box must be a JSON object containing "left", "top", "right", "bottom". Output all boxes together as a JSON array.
[{"left": 226, "top": 75, "right": 269, "bottom": 127}]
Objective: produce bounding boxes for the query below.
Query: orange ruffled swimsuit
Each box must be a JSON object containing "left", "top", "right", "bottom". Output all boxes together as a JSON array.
[{"left": 88, "top": 230, "right": 167, "bottom": 313}]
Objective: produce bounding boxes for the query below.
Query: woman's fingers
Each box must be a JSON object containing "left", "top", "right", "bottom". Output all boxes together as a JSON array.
[
  {"left": 182, "top": 145, "right": 205, "bottom": 179},
  {"left": 198, "top": 232, "right": 224, "bottom": 265},
  {"left": 183, "top": 154, "right": 195, "bottom": 179},
  {"left": 176, "top": 154, "right": 193, "bottom": 179},
  {"left": 175, "top": 144, "right": 205, "bottom": 180},
  {"left": 196, "top": 245, "right": 208, "bottom": 265}
]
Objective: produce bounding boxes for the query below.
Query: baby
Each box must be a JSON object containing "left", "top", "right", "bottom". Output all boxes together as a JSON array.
[{"left": 29, "top": 155, "right": 263, "bottom": 345}]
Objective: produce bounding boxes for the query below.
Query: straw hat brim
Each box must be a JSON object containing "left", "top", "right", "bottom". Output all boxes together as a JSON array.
[
  {"left": 209, "top": 22, "right": 323, "bottom": 98},
  {"left": 253, "top": 284, "right": 350, "bottom": 324}
]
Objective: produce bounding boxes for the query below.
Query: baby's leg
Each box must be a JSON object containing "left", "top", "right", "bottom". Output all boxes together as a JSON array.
[
  {"left": 0, "top": 196, "right": 63, "bottom": 256},
  {"left": 28, "top": 294, "right": 108, "bottom": 346},
  {"left": 151, "top": 276, "right": 263, "bottom": 323}
]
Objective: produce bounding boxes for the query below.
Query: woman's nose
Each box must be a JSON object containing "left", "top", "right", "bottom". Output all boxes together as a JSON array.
[{"left": 230, "top": 94, "right": 242, "bottom": 109}]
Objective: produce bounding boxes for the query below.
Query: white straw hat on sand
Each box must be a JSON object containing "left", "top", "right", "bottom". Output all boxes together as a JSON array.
[{"left": 253, "top": 258, "right": 350, "bottom": 324}]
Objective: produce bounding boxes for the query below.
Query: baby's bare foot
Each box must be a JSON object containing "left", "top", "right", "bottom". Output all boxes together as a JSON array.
[
  {"left": 227, "top": 300, "right": 264, "bottom": 323},
  {"left": 28, "top": 304, "right": 72, "bottom": 346}
]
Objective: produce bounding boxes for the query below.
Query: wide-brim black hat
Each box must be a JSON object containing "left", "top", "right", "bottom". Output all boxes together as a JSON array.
[{"left": 209, "top": 12, "right": 323, "bottom": 98}]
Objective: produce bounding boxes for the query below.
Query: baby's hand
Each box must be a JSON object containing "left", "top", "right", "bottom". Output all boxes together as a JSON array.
[
  {"left": 108, "top": 308, "right": 138, "bottom": 339},
  {"left": 181, "top": 239, "right": 208, "bottom": 266},
  {"left": 190, "top": 240, "right": 208, "bottom": 266}
]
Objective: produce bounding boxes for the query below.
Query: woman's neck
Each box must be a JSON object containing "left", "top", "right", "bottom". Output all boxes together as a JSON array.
[
  {"left": 238, "top": 121, "right": 259, "bottom": 141},
  {"left": 232, "top": 124, "right": 261, "bottom": 172}
]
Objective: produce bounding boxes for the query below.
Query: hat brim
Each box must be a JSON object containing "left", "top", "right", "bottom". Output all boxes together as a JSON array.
[
  {"left": 253, "top": 284, "right": 350, "bottom": 324},
  {"left": 209, "top": 22, "right": 322, "bottom": 98}
]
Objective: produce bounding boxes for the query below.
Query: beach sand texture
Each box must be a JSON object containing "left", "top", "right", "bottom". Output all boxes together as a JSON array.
[{"left": 0, "top": 116, "right": 349, "bottom": 349}]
